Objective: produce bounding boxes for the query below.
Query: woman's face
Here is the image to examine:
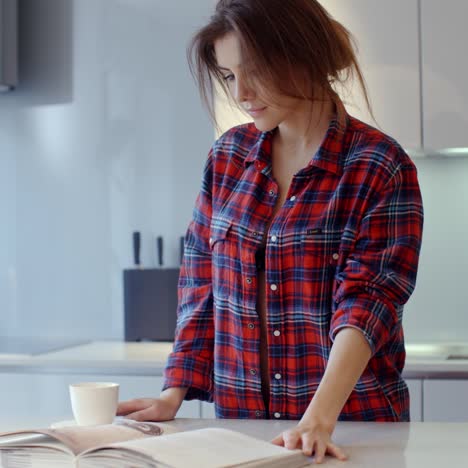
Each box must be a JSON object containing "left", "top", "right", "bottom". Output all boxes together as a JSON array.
[{"left": 214, "top": 32, "right": 301, "bottom": 132}]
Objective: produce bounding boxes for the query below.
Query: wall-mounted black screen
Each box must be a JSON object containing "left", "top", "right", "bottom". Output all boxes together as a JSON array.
[{"left": 0, "top": 0, "right": 17, "bottom": 92}]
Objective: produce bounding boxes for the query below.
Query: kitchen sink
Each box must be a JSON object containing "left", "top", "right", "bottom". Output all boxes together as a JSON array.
[{"left": 406, "top": 343, "right": 468, "bottom": 360}]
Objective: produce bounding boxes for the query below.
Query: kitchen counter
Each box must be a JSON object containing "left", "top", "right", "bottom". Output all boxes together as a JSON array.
[
  {"left": 0, "top": 417, "right": 467, "bottom": 467},
  {"left": 1, "top": 341, "right": 468, "bottom": 425},
  {"left": 0, "top": 341, "right": 173, "bottom": 375},
  {"left": 0, "top": 340, "right": 468, "bottom": 378},
  {"left": 166, "top": 419, "right": 468, "bottom": 467}
]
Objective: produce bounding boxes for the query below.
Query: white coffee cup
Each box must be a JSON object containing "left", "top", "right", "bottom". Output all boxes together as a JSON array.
[{"left": 69, "top": 382, "right": 119, "bottom": 426}]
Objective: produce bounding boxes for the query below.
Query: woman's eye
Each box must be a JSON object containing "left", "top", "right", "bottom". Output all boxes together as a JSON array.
[{"left": 222, "top": 74, "right": 235, "bottom": 82}]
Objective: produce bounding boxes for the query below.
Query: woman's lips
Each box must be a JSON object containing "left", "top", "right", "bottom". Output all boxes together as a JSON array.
[{"left": 247, "top": 106, "right": 267, "bottom": 117}]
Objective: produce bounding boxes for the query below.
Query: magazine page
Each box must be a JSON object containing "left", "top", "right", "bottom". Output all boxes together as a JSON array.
[
  {"left": 81, "top": 427, "right": 309, "bottom": 468},
  {"left": 79, "top": 449, "right": 160, "bottom": 468},
  {"left": 0, "top": 446, "right": 75, "bottom": 468},
  {"left": 0, "top": 420, "right": 167, "bottom": 456},
  {"left": 0, "top": 432, "right": 73, "bottom": 455}
]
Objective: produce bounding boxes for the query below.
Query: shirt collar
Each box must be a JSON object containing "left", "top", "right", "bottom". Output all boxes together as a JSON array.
[
  {"left": 243, "top": 127, "right": 272, "bottom": 168},
  {"left": 244, "top": 110, "right": 349, "bottom": 176}
]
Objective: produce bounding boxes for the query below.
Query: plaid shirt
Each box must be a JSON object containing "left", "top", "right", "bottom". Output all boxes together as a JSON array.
[{"left": 163, "top": 112, "right": 423, "bottom": 421}]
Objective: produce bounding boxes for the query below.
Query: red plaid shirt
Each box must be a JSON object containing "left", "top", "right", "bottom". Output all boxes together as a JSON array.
[{"left": 163, "top": 112, "right": 423, "bottom": 421}]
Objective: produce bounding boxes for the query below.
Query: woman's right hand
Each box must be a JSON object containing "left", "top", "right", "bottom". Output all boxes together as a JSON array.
[{"left": 117, "top": 387, "right": 188, "bottom": 422}]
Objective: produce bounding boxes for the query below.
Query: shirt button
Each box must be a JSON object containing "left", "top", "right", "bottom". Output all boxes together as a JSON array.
[
  {"left": 271, "top": 235, "right": 277, "bottom": 242},
  {"left": 274, "top": 412, "right": 281, "bottom": 419},
  {"left": 290, "top": 195, "right": 296, "bottom": 202},
  {"left": 250, "top": 369, "right": 257, "bottom": 375},
  {"left": 273, "top": 330, "right": 281, "bottom": 337},
  {"left": 270, "top": 284, "right": 278, "bottom": 291},
  {"left": 246, "top": 277, "right": 252, "bottom": 284},
  {"left": 269, "top": 190, "right": 275, "bottom": 196},
  {"left": 248, "top": 323, "right": 255, "bottom": 329},
  {"left": 255, "top": 410, "right": 261, "bottom": 417},
  {"left": 332, "top": 253, "right": 339, "bottom": 260},
  {"left": 274, "top": 373, "right": 282, "bottom": 380},
  {"left": 209, "top": 237, "right": 213, "bottom": 245}
]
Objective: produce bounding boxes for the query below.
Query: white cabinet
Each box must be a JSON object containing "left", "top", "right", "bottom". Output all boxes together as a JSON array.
[
  {"left": 0, "top": 373, "right": 200, "bottom": 423},
  {"left": 215, "top": 0, "right": 422, "bottom": 151},
  {"left": 201, "top": 402, "right": 216, "bottom": 419},
  {"left": 319, "top": 0, "right": 421, "bottom": 151},
  {"left": 406, "top": 379, "right": 422, "bottom": 422},
  {"left": 201, "top": 381, "right": 423, "bottom": 421},
  {"left": 421, "top": 0, "right": 468, "bottom": 150},
  {"left": 423, "top": 379, "right": 468, "bottom": 422}
]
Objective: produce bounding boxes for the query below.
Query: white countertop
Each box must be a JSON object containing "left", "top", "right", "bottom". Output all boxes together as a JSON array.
[
  {"left": 0, "top": 340, "right": 468, "bottom": 377},
  {"left": 165, "top": 419, "right": 468, "bottom": 467},
  {"left": 1, "top": 418, "right": 467, "bottom": 467}
]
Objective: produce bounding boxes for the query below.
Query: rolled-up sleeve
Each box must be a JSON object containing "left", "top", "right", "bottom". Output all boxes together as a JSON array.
[
  {"left": 330, "top": 161, "right": 424, "bottom": 355},
  {"left": 163, "top": 150, "right": 215, "bottom": 401}
]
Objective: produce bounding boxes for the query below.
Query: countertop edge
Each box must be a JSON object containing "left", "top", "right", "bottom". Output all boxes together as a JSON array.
[{"left": 1, "top": 341, "right": 468, "bottom": 377}]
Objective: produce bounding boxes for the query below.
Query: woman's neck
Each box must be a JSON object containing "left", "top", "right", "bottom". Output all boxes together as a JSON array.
[{"left": 274, "top": 98, "right": 334, "bottom": 159}]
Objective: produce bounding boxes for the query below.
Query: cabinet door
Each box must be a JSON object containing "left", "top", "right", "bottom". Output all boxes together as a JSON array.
[
  {"left": 200, "top": 402, "right": 216, "bottom": 419},
  {"left": 0, "top": 373, "right": 200, "bottom": 425},
  {"left": 423, "top": 380, "right": 468, "bottom": 422},
  {"left": 202, "top": 381, "right": 422, "bottom": 421},
  {"left": 319, "top": 0, "right": 421, "bottom": 151},
  {"left": 421, "top": 0, "right": 468, "bottom": 150},
  {"left": 406, "top": 378, "right": 422, "bottom": 422}
]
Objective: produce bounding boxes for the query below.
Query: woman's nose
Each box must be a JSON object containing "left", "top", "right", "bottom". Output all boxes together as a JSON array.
[{"left": 234, "top": 77, "right": 253, "bottom": 102}]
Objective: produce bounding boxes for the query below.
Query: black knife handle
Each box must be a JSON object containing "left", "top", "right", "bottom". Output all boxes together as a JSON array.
[
  {"left": 133, "top": 231, "right": 141, "bottom": 266},
  {"left": 157, "top": 236, "right": 163, "bottom": 267},
  {"left": 179, "top": 236, "right": 185, "bottom": 265}
]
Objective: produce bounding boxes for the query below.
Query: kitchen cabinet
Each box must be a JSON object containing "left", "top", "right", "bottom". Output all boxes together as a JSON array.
[
  {"left": 406, "top": 378, "right": 422, "bottom": 422},
  {"left": 423, "top": 379, "right": 468, "bottom": 422},
  {"left": 0, "top": 373, "right": 423, "bottom": 422},
  {"left": 0, "top": 373, "right": 200, "bottom": 422},
  {"left": 202, "top": 380, "right": 424, "bottom": 421},
  {"left": 421, "top": 0, "right": 468, "bottom": 150},
  {"left": 201, "top": 401, "right": 216, "bottom": 419},
  {"left": 318, "top": 0, "right": 421, "bottom": 151},
  {"left": 215, "top": 1, "right": 421, "bottom": 152},
  {"left": 3, "top": 341, "right": 468, "bottom": 424}
]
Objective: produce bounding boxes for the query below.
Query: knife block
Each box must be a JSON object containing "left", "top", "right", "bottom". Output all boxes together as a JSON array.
[{"left": 123, "top": 268, "right": 180, "bottom": 342}]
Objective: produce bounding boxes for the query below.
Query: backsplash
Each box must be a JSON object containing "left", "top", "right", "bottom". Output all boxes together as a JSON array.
[
  {"left": 403, "top": 156, "right": 468, "bottom": 342},
  {"left": 0, "top": 0, "right": 467, "bottom": 343},
  {"left": 0, "top": 0, "right": 214, "bottom": 340}
]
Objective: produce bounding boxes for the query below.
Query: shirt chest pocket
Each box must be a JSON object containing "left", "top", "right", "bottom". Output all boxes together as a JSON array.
[
  {"left": 290, "top": 227, "right": 344, "bottom": 310},
  {"left": 300, "top": 227, "right": 343, "bottom": 271},
  {"left": 209, "top": 219, "right": 235, "bottom": 299},
  {"left": 209, "top": 221, "right": 231, "bottom": 249}
]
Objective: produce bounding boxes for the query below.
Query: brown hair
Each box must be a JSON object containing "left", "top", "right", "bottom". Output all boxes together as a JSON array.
[{"left": 187, "top": 0, "right": 374, "bottom": 133}]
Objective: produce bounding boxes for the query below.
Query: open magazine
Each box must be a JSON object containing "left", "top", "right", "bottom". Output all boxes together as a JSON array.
[{"left": 0, "top": 420, "right": 310, "bottom": 468}]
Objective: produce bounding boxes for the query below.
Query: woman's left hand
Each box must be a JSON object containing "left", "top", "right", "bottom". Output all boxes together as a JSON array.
[{"left": 271, "top": 420, "right": 348, "bottom": 464}]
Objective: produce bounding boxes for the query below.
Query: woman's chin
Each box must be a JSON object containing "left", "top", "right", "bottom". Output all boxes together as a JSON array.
[{"left": 251, "top": 119, "right": 276, "bottom": 132}]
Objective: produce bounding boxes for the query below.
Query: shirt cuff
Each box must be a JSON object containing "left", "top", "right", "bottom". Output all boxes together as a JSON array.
[
  {"left": 330, "top": 294, "right": 397, "bottom": 356},
  {"left": 162, "top": 353, "right": 213, "bottom": 402}
]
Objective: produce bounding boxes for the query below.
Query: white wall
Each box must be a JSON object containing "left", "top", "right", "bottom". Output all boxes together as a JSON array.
[
  {"left": 403, "top": 157, "right": 468, "bottom": 342},
  {"left": 0, "top": 0, "right": 214, "bottom": 340},
  {"left": 0, "top": 0, "right": 467, "bottom": 343},
  {"left": 0, "top": 102, "right": 17, "bottom": 336}
]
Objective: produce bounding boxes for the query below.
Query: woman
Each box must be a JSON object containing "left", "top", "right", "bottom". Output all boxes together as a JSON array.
[{"left": 118, "top": 0, "right": 424, "bottom": 462}]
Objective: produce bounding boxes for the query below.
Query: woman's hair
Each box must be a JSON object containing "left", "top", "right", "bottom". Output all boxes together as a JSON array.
[{"left": 187, "top": 0, "right": 374, "bottom": 133}]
